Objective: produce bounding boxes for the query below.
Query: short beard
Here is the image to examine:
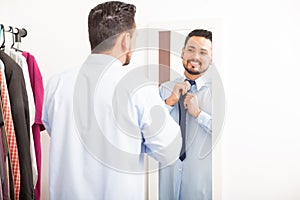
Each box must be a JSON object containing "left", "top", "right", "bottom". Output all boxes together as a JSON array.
[
  {"left": 183, "top": 60, "right": 209, "bottom": 75},
  {"left": 184, "top": 65, "right": 202, "bottom": 75}
]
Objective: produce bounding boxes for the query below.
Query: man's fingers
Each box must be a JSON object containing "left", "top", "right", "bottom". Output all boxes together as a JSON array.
[
  {"left": 184, "top": 102, "right": 188, "bottom": 109},
  {"left": 181, "top": 83, "right": 190, "bottom": 95},
  {"left": 185, "top": 93, "right": 194, "bottom": 98},
  {"left": 183, "top": 97, "right": 189, "bottom": 109},
  {"left": 184, "top": 93, "right": 196, "bottom": 108},
  {"left": 176, "top": 82, "right": 190, "bottom": 95}
]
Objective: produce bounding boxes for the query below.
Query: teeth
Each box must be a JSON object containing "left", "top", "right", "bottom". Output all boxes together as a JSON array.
[{"left": 191, "top": 61, "right": 199, "bottom": 66}]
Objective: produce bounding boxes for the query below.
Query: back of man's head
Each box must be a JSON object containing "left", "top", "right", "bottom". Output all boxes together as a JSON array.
[{"left": 88, "top": 1, "right": 136, "bottom": 52}]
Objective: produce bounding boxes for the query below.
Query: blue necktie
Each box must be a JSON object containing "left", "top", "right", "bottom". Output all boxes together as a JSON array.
[{"left": 178, "top": 79, "right": 196, "bottom": 161}]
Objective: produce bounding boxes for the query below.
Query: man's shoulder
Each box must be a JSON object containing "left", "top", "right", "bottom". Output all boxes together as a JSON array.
[
  {"left": 45, "top": 66, "right": 80, "bottom": 94},
  {"left": 160, "top": 77, "right": 183, "bottom": 89},
  {"left": 159, "top": 77, "right": 183, "bottom": 99}
]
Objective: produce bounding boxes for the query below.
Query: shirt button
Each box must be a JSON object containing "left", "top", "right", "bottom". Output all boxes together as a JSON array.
[{"left": 178, "top": 165, "right": 182, "bottom": 171}]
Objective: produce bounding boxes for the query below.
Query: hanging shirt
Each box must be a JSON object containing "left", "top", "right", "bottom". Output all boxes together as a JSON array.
[
  {"left": 22, "top": 51, "right": 45, "bottom": 200},
  {"left": 0, "top": 57, "right": 20, "bottom": 200},
  {"left": 0, "top": 92, "right": 10, "bottom": 200},
  {"left": 7, "top": 50, "right": 37, "bottom": 189},
  {"left": 42, "top": 54, "right": 181, "bottom": 200},
  {"left": 0, "top": 130, "right": 9, "bottom": 200},
  {"left": 159, "top": 67, "right": 212, "bottom": 200},
  {"left": 0, "top": 177, "right": 2, "bottom": 200},
  {"left": 7, "top": 50, "right": 36, "bottom": 129}
]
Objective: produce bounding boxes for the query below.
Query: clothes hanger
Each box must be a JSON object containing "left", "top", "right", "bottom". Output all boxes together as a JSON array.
[
  {"left": 0, "top": 24, "right": 5, "bottom": 50},
  {"left": 10, "top": 27, "right": 23, "bottom": 52}
]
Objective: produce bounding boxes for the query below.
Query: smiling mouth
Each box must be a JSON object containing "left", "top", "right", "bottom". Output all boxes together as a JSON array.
[{"left": 188, "top": 60, "right": 201, "bottom": 68}]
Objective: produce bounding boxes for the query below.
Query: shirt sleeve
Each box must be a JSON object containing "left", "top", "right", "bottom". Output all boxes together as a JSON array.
[
  {"left": 133, "top": 84, "right": 181, "bottom": 166},
  {"left": 165, "top": 104, "right": 174, "bottom": 112},
  {"left": 42, "top": 82, "right": 51, "bottom": 135},
  {"left": 159, "top": 83, "right": 175, "bottom": 113},
  {"left": 42, "top": 75, "right": 61, "bottom": 136},
  {"left": 196, "top": 110, "right": 212, "bottom": 133}
]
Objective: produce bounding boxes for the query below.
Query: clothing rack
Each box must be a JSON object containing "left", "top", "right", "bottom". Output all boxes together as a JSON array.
[{"left": 0, "top": 24, "right": 27, "bottom": 50}]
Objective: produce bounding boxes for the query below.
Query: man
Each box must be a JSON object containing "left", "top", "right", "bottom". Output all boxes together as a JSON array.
[
  {"left": 42, "top": 1, "right": 181, "bottom": 199},
  {"left": 159, "top": 29, "right": 213, "bottom": 200}
]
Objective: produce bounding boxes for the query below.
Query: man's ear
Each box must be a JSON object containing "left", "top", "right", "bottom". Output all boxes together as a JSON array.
[
  {"left": 121, "top": 32, "right": 130, "bottom": 51},
  {"left": 181, "top": 48, "right": 184, "bottom": 59},
  {"left": 209, "top": 50, "right": 213, "bottom": 64}
]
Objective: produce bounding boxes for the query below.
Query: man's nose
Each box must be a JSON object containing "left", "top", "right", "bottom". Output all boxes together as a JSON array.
[{"left": 194, "top": 52, "right": 200, "bottom": 59}]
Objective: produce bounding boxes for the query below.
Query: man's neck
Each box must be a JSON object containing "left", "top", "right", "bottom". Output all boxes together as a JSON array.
[{"left": 96, "top": 49, "right": 125, "bottom": 66}]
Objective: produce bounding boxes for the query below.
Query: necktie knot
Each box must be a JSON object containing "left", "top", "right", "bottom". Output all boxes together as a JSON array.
[{"left": 185, "top": 79, "right": 196, "bottom": 86}]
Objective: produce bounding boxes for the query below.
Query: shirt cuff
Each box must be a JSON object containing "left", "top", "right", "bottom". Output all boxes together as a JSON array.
[
  {"left": 164, "top": 101, "right": 175, "bottom": 112},
  {"left": 196, "top": 110, "right": 212, "bottom": 130}
]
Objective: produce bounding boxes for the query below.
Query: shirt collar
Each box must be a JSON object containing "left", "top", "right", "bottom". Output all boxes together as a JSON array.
[
  {"left": 183, "top": 75, "right": 208, "bottom": 91},
  {"left": 84, "top": 53, "right": 123, "bottom": 67}
]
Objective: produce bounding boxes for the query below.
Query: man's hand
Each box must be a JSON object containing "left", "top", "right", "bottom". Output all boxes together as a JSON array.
[
  {"left": 184, "top": 93, "right": 201, "bottom": 118},
  {"left": 165, "top": 81, "right": 191, "bottom": 106}
]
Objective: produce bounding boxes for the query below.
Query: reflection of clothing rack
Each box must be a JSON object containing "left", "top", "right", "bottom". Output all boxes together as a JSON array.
[{"left": 0, "top": 24, "right": 27, "bottom": 51}]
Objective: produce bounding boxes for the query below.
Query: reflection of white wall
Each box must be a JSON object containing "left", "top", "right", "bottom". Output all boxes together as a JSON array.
[
  {"left": 170, "top": 29, "right": 188, "bottom": 81},
  {"left": 1, "top": 0, "right": 300, "bottom": 200}
]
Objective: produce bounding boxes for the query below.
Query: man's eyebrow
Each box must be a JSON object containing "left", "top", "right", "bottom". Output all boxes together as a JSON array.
[
  {"left": 187, "top": 45, "right": 208, "bottom": 52},
  {"left": 187, "top": 45, "right": 196, "bottom": 49}
]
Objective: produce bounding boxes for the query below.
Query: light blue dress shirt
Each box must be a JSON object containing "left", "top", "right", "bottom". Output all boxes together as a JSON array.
[
  {"left": 42, "top": 54, "right": 181, "bottom": 200},
  {"left": 159, "top": 69, "right": 212, "bottom": 200}
]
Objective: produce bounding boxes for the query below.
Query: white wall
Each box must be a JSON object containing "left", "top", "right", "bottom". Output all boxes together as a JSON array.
[{"left": 2, "top": 0, "right": 300, "bottom": 199}]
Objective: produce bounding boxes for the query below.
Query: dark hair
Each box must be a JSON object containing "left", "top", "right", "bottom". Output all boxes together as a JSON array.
[
  {"left": 88, "top": 1, "right": 136, "bottom": 51},
  {"left": 184, "top": 29, "right": 212, "bottom": 47}
]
